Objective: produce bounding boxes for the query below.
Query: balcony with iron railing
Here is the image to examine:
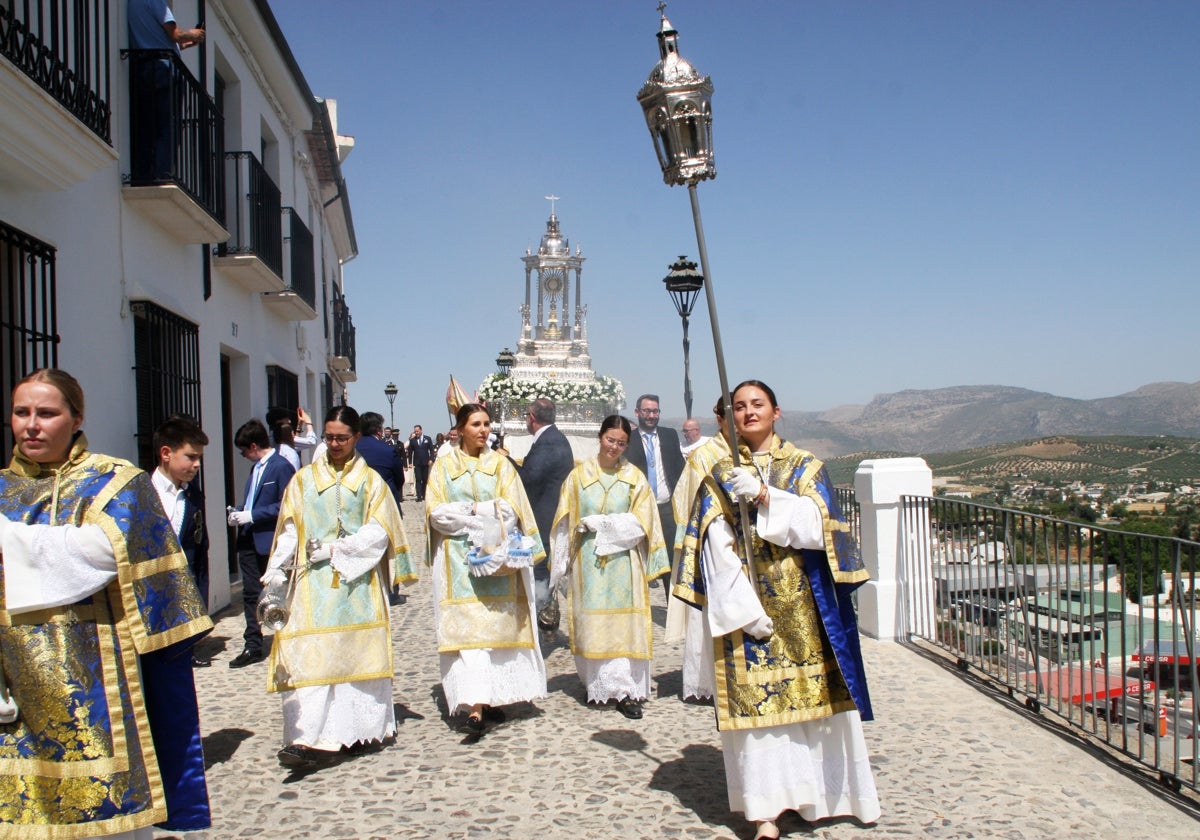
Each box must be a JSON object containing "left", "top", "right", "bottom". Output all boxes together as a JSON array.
[
  {"left": 0, "top": 0, "right": 116, "bottom": 188},
  {"left": 330, "top": 287, "right": 356, "bottom": 381},
  {"left": 213, "top": 151, "right": 283, "bottom": 292},
  {"left": 850, "top": 457, "right": 1200, "bottom": 801},
  {"left": 122, "top": 48, "right": 227, "bottom": 244},
  {"left": 262, "top": 207, "right": 316, "bottom": 321}
]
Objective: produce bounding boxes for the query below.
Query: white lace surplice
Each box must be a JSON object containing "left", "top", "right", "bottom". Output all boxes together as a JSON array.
[
  {"left": 573, "top": 655, "right": 650, "bottom": 704},
  {"left": 282, "top": 678, "right": 395, "bottom": 751}
]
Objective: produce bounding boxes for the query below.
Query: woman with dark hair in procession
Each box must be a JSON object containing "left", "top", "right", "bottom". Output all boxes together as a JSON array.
[
  {"left": 260, "top": 404, "right": 414, "bottom": 770},
  {"left": 675, "top": 380, "right": 880, "bottom": 839},
  {"left": 548, "top": 414, "right": 669, "bottom": 720},
  {"left": 426, "top": 402, "right": 545, "bottom": 736},
  {"left": 0, "top": 369, "right": 212, "bottom": 836}
]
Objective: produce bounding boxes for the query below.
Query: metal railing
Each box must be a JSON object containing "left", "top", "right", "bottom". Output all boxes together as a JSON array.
[
  {"left": 901, "top": 495, "right": 1199, "bottom": 791},
  {"left": 331, "top": 286, "right": 356, "bottom": 372},
  {"left": 835, "top": 486, "right": 860, "bottom": 546},
  {"left": 282, "top": 208, "right": 315, "bottom": 311},
  {"left": 217, "top": 151, "right": 281, "bottom": 276},
  {"left": 1, "top": 0, "right": 111, "bottom": 142},
  {"left": 125, "top": 48, "right": 223, "bottom": 222}
]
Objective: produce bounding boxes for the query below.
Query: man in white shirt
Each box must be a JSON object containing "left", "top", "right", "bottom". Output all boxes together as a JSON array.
[
  {"left": 152, "top": 415, "right": 211, "bottom": 667},
  {"left": 680, "top": 417, "right": 710, "bottom": 457}
]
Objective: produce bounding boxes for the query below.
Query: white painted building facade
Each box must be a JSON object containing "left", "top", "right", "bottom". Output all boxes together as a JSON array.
[{"left": 0, "top": 0, "right": 359, "bottom": 611}]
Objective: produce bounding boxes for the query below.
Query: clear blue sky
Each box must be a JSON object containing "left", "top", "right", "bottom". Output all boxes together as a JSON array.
[{"left": 271, "top": 0, "right": 1198, "bottom": 430}]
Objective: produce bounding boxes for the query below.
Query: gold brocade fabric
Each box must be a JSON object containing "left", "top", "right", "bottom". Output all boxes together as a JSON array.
[
  {"left": 425, "top": 447, "right": 543, "bottom": 653},
  {"left": 267, "top": 453, "right": 413, "bottom": 693},
  {"left": 0, "top": 436, "right": 211, "bottom": 837},
  {"left": 674, "top": 437, "right": 864, "bottom": 731},
  {"left": 549, "top": 458, "right": 669, "bottom": 660}
]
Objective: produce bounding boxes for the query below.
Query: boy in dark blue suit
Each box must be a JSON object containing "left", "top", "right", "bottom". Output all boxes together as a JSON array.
[
  {"left": 227, "top": 418, "right": 295, "bottom": 667},
  {"left": 152, "top": 415, "right": 212, "bottom": 667}
]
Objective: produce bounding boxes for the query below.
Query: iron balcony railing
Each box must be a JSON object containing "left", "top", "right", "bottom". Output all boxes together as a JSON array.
[
  {"left": 835, "top": 486, "right": 860, "bottom": 547},
  {"left": 125, "top": 48, "right": 223, "bottom": 222},
  {"left": 217, "top": 151, "right": 282, "bottom": 277},
  {"left": 282, "top": 208, "right": 315, "bottom": 311},
  {"left": 0, "top": 0, "right": 111, "bottom": 142},
  {"left": 331, "top": 287, "right": 356, "bottom": 373},
  {"left": 901, "top": 495, "right": 1199, "bottom": 792}
]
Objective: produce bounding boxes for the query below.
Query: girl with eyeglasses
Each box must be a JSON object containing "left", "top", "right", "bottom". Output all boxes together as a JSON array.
[{"left": 548, "top": 414, "right": 669, "bottom": 720}]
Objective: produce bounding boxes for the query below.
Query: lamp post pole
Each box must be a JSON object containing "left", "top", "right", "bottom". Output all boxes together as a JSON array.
[
  {"left": 495, "top": 347, "right": 515, "bottom": 447},
  {"left": 637, "top": 7, "right": 756, "bottom": 578},
  {"left": 384, "top": 381, "right": 398, "bottom": 431},
  {"left": 663, "top": 256, "right": 703, "bottom": 419}
]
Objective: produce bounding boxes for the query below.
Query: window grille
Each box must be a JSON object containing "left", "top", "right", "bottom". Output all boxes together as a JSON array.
[
  {"left": 131, "top": 300, "right": 201, "bottom": 471},
  {"left": 0, "top": 221, "right": 59, "bottom": 464},
  {"left": 266, "top": 364, "right": 299, "bottom": 417}
]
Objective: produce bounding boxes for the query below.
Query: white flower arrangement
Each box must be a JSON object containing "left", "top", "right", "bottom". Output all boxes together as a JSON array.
[{"left": 478, "top": 373, "right": 624, "bottom": 407}]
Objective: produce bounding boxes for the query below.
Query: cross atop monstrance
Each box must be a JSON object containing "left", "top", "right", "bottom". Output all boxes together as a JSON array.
[{"left": 544, "top": 194, "right": 559, "bottom": 215}]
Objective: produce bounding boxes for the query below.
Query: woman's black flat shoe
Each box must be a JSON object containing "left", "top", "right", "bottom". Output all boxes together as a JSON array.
[
  {"left": 458, "top": 714, "right": 485, "bottom": 735},
  {"left": 616, "top": 698, "right": 643, "bottom": 720}
]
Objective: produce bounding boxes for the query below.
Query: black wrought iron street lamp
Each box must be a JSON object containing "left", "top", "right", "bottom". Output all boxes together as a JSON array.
[
  {"left": 637, "top": 6, "right": 756, "bottom": 573},
  {"left": 495, "top": 347, "right": 515, "bottom": 443},
  {"left": 663, "top": 255, "right": 704, "bottom": 419},
  {"left": 383, "top": 381, "right": 398, "bottom": 430}
]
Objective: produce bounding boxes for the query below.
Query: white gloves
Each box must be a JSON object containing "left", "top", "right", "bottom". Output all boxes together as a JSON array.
[
  {"left": 742, "top": 614, "right": 774, "bottom": 640},
  {"left": 228, "top": 509, "right": 252, "bottom": 526},
  {"left": 579, "top": 514, "right": 606, "bottom": 532},
  {"left": 307, "top": 544, "right": 332, "bottom": 565},
  {"left": 260, "top": 568, "right": 286, "bottom": 587},
  {"left": 0, "top": 692, "right": 17, "bottom": 724},
  {"left": 729, "top": 467, "right": 763, "bottom": 502}
]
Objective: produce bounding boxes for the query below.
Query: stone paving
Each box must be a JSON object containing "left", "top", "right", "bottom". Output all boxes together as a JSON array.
[{"left": 161, "top": 498, "right": 1200, "bottom": 839}]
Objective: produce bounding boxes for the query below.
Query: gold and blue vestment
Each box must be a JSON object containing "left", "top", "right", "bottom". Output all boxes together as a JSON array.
[
  {"left": 550, "top": 458, "right": 669, "bottom": 660},
  {"left": 0, "top": 437, "right": 211, "bottom": 838},
  {"left": 674, "top": 436, "right": 873, "bottom": 732}
]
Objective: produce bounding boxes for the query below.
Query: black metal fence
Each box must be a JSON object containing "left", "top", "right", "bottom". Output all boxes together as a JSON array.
[
  {"left": 126, "top": 48, "right": 223, "bottom": 222},
  {"left": 0, "top": 220, "right": 58, "bottom": 464},
  {"left": 218, "top": 151, "right": 281, "bottom": 276},
  {"left": 331, "top": 286, "right": 356, "bottom": 373},
  {"left": 282, "top": 207, "right": 315, "bottom": 310},
  {"left": 1, "top": 0, "right": 111, "bottom": 142},
  {"left": 901, "top": 495, "right": 1199, "bottom": 791}
]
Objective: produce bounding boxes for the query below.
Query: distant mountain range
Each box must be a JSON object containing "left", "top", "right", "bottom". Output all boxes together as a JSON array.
[{"left": 684, "top": 381, "right": 1200, "bottom": 458}]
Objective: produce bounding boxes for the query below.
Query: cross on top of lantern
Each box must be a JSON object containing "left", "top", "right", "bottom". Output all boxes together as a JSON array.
[{"left": 636, "top": 3, "right": 716, "bottom": 187}]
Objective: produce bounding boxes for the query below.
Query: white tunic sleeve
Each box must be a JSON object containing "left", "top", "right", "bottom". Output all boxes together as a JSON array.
[
  {"left": 2, "top": 521, "right": 117, "bottom": 614},
  {"left": 266, "top": 521, "right": 299, "bottom": 574},
  {"left": 701, "top": 516, "right": 769, "bottom": 637},
  {"left": 429, "top": 502, "right": 473, "bottom": 536},
  {"left": 754, "top": 489, "right": 825, "bottom": 550},
  {"left": 330, "top": 521, "right": 390, "bottom": 583}
]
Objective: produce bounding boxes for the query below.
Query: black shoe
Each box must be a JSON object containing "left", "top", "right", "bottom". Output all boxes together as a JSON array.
[
  {"left": 616, "top": 698, "right": 643, "bottom": 720},
  {"left": 228, "top": 649, "right": 263, "bottom": 668},
  {"left": 191, "top": 655, "right": 211, "bottom": 668},
  {"left": 277, "top": 745, "right": 338, "bottom": 769},
  {"left": 458, "top": 714, "right": 485, "bottom": 735}
]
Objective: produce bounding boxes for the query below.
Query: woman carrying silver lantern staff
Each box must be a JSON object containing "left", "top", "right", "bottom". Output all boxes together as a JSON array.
[
  {"left": 675, "top": 381, "right": 880, "bottom": 839},
  {"left": 260, "top": 405, "right": 414, "bottom": 770}
]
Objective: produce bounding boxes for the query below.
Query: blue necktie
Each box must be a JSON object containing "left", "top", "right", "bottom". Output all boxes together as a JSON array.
[{"left": 644, "top": 433, "right": 657, "bottom": 495}]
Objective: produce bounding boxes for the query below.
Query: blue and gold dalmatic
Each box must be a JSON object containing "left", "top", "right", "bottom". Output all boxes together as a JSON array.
[
  {"left": 0, "top": 437, "right": 211, "bottom": 838},
  {"left": 674, "top": 436, "right": 873, "bottom": 732}
]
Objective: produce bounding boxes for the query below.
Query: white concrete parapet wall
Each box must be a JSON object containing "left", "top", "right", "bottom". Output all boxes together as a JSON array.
[{"left": 854, "top": 457, "right": 933, "bottom": 642}]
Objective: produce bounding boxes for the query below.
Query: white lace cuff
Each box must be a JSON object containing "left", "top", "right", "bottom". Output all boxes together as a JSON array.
[
  {"left": 430, "top": 502, "right": 474, "bottom": 536},
  {"left": 592, "top": 512, "right": 645, "bottom": 557},
  {"left": 330, "top": 521, "right": 389, "bottom": 583}
]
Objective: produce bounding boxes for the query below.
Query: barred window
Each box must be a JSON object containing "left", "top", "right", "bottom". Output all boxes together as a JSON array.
[
  {"left": 266, "top": 364, "right": 299, "bottom": 416},
  {"left": 0, "top": 221, "right": 59, "bottom": 464},
  {"left": 132, "top": 301, "right": 201, "bottom": 471}
]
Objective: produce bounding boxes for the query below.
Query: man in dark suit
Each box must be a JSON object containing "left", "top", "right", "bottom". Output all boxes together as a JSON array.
[
  {"left": 408, "top": 424, "right": 435, "bottom": 501},
  {"left": 624, "top": 393, "right": 685, "bottom": 556},
  {"left": 356, "top": 411, "right": 406, "bottom": 512},
  {"left": 227, "top": 418, "right": 295, "bottom": 667},
  {"left": 152, "top": 415, "right": 212, "bottom": 667},
  {"left": 505, "top": 397, "right": 574, "bottom": 630}
]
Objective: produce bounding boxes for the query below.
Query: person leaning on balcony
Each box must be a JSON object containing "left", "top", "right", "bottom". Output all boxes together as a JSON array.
[
  {"left": 127, "top": 1, "right": 206, "bottom": 182},
  {"left": 674, "top": 380, "right": 880, "bottom": 839},
  {"left": 0, "top": 368, "right": 213, "bottom": 837}
]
